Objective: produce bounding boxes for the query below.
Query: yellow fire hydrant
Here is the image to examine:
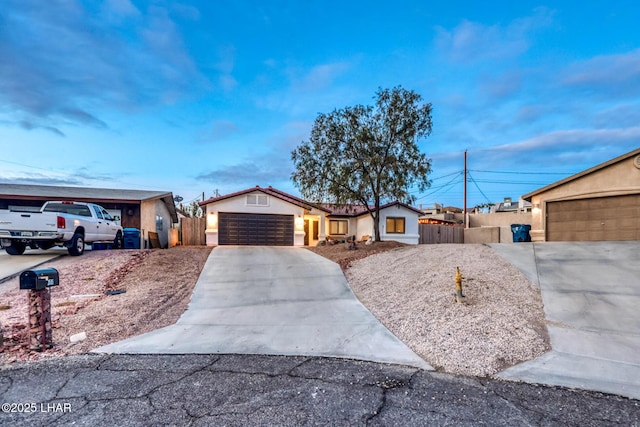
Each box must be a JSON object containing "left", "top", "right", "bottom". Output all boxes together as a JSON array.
[{"left": 454, "top": 266, "right": 465, "bottom": 303}]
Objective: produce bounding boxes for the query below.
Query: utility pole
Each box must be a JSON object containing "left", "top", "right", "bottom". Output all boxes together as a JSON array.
[{"left": 464, "top": 150, "right": 468, "bottom": 228}]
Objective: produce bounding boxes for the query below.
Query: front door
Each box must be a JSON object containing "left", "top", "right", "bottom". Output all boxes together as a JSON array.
[{"left": 304, "top": 220, "right": 309, "bottom": 246}]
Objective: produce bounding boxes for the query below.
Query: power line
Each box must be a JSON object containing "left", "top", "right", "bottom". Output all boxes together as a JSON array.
[
  {"left": 415, "top": 172, "right": 464, "bottom": 202},
  {"left": 430, "top": 171, "right": 463, "bottom": 181},
  {"left": 467, "top": 171, "right": 493, "bottom": 205},
  {"left": 469, "top": 169, "right": 574, "bottom": 175},
  {"left": 470, "top": 179, "right": 551, "bottom": 185}
]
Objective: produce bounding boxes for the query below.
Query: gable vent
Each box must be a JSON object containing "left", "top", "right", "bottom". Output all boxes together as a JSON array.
[{"left": 635, "top": 155, "right": 640, "bottom": 169}]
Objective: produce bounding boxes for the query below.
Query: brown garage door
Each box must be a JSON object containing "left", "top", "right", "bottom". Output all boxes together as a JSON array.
[
  {"left": 218, "top": 213, "right": 294, "bottom": 246},
  {"left": 547, "top": 194, "right": 640, "bottom": 241}
]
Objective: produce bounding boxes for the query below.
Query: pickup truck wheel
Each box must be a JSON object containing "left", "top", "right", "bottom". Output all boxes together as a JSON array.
[
  {"left": 68, "top": 233, "right": 85, "bottom": 256},
  {"left": 113, "top": 231, "right": 123, "bottom": 249},
  {"left": 5, "top": 242, "right": 26, "bottom": 255}
]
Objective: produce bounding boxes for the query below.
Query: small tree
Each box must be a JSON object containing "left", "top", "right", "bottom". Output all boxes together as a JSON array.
[
  {"left": 187, "top": 201, "right": 203, "bottom": 218},
  {"left": 291, "top": 86, "right": 433, "bottom": 241}
]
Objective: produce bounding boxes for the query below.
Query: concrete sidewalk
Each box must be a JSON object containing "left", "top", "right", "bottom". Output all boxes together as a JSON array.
[
  {"left": 95, "top": 246, "right": 432, "bottom": 370},
  {"left": 492, "top": 242, "right": 640, "bottom": 400}
]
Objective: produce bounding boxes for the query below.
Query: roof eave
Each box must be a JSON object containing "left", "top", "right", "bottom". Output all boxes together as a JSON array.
[{"left": 522, "top": 147, "right": 640, "bottom": 201}]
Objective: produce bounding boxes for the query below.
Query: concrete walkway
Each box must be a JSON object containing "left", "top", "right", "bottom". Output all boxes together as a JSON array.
[
  {"left": 95, "top": 246, "right": 432, "bottom": 370},
  {"left": 0, "top": 248, "right": 65, "bottom": 286},
  {"left": 492, "top": 242, "right": 640, "bottom": 400}
]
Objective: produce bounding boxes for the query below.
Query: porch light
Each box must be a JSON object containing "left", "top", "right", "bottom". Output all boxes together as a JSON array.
[
  {"left": 207, "top": 212, "right": 218, "bottom": 229},
  {"left": 295, "top": 216, "right": 304, "bottom": 230}
]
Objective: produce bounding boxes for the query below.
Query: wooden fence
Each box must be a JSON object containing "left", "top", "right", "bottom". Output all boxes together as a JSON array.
[
  {"left": 418, "top": 224, "right": 464, "bottom": 244},
  {"left": 180, "top": 217, "right": 206, "bottom": 246}
]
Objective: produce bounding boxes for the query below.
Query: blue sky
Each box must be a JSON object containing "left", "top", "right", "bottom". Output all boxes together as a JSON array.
[{"left": 1, "top": 1, "right": 639, "bottom": 208}]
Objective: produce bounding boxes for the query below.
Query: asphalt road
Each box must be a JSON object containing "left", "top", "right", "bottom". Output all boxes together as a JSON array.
[{"left": 0, "top": 354, "right": 638, "bottom": 426}]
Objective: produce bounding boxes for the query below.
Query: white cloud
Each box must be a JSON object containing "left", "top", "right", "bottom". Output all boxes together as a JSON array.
[
  {"left": 0, "top": 1, "right": 208, "bottom": 131},
  {"left": 103, "top": 0, "right": 140, "bottom": 19},
  {"left": 292, "top": 62, "right": 351, "bottom": 92},
  {"left": 434, "top": 7, "right": 554, "bottom": 64},
  {"left": 494, "top": 127, "right": 640, "bottom": 152},
  {"left": 561, "top": 48, "right": 640, "bottom": 98}
]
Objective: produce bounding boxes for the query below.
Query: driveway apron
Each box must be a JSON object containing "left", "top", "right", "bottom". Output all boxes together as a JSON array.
[
  {"left": 0, "top": 248, "right": 65, "bottom": 286},
  {"left": 95, "top": 246, "right": 432, "bottom": 370},
  {"left": 492, "top": 242, "right": 640, "bottom": 400}
]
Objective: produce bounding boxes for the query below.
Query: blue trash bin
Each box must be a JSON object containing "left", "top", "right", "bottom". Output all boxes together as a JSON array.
[
  {"left": 511, "top": 224, "right": 532, "bottom": 242},
  {"left": 123, "top": 228, "right": 141, "bottom": 249}
]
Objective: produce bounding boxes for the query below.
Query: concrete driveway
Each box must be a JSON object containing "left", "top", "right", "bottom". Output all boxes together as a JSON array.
[
  {"left": 0, "top": 247, "right": 65, "bottom": 286},
  {"left": 95, "top": 246, "right": 432, "bottom": 370},
  {"left": 492, "top": 241, "right": 640, "bottom": 400}
]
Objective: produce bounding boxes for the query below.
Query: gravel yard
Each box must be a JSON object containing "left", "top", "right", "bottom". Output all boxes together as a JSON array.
[
  {"left": 0, "top": 243, "right": 549, "bottom": 378},
  {"left": 346, "top": 244, "right": 550, "bottom": 377}
]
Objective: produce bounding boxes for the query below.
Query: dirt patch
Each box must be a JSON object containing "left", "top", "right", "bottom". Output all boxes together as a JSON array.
[
  {"left": 307, "top": 240, "right": 407, "bottom": 270},
  {"left": 0, "top": 247, "right": 211, "bottom": 363}
]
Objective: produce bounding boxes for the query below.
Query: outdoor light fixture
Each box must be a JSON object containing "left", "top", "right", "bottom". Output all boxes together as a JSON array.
[{"left": 207, "top": 212, "right": 218, "bottom": 229}]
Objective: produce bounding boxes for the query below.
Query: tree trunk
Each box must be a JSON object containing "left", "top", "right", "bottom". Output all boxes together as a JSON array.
[
  {"left": 373, "top": 211, "right": 381, "bottom": 241},
  {"left": 372, "top": 196, "right": 382, "bottom": 241}
]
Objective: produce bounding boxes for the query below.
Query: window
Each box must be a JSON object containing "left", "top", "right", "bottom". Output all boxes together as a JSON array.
[
  {"left": 156, "top": 215, "right": 164, "bottom": 231},
  {"left": 246, "top": 194, "right": 269, "bottom": 206},
  {"left": 92, "top": 205, "right": 104, "bottom": 219},
  {"left": 329, "top": 220, "right": 348, "bottom": 235},
  {"left": 386, "top": 217, "right": 405, "bottom": 234},
  {"left": 43, "top": 203, "right": 91, "bottom": 217},
  {"left": 101, "top": 209, "right": 114, "bottom": 221}
]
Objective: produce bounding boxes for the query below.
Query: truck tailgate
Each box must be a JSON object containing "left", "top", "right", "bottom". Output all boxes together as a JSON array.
[{"left": 0, "top": 211, "right": 59, "bottom": 233}]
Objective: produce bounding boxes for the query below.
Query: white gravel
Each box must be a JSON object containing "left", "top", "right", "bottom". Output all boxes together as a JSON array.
[{"left": 346, "top": 243, "right": 550, "bottom": 377}]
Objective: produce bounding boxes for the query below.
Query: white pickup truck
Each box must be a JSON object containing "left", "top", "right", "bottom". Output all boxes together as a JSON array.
[{"left": 0, "top": 201, "right": 123, "bottom": 256}]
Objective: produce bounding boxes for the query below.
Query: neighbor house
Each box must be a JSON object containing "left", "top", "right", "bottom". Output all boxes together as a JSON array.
[
  {"left": 0, "top": 183, "right": 179, "bottom": 248},
  {"left": 523, "top": 147, "right": 640, "bottom": 242},
  {"left": 199, "top": 186, "right": 422, "bottom": 246}
]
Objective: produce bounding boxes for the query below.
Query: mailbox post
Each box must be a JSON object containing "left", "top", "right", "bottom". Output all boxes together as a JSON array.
[{"left": 19, "top": 268, "right": 59, "bottom": 351}]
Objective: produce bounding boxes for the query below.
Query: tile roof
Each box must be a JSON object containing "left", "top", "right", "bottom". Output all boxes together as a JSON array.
[
  {"left": 199, "top": 186, "right": 330, "bottom": 212},
  {"left": 315, "top": 202, "right": 424, "bottom": 217},
  {"left": 199, "top": 186, "right": 423, "bottom": 217}
]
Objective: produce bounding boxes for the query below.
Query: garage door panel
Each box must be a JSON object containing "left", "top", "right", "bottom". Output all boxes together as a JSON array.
[
  {"left": 218, "top": 213, "right": 294, "bottom": 246},
  {"left": 547, "top": 194, "right": 640, "bottom": 241}
]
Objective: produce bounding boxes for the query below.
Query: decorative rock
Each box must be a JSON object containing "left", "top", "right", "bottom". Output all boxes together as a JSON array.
[{"left": 69, "top": 332, "right": 87, "bottom": 343}]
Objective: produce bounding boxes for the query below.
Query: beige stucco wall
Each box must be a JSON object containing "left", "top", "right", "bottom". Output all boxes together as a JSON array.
[
  {"left": 464, "top": 227, "right": 500, "bottom": 244},
  {"left": 529, "top": 153, "right": 640, "bottom": 241},
  {"left": 468, "top": 212, "right": 532, "bottom": 228},
  {"left": 140, "top": 199, "right": 173, "bottom": 248},
  {"left": 169, "top": 228, "right": 179, "bottom": 247}
]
